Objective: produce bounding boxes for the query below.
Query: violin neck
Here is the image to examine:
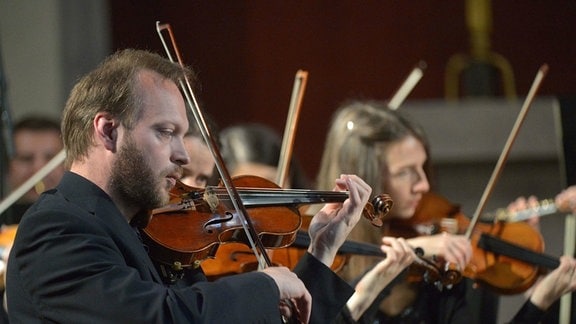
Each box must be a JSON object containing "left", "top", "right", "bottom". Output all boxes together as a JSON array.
[
  {"left": 336, "top": 239, "right": 386, "bottom": 257},
  {"left": 292, "top": 231, "right": 385, "bottom": 257},
  {"left": 232, "top": 188, "right": 349, "bottom": 208},
  {"left": 477, "top": 233, "right": 559, "bottom": 269}
]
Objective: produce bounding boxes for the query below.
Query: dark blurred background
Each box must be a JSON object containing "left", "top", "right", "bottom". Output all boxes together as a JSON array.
[
  {"left": 1, "top": 1, "right": 576, "bottom": 322},
  {"left": 107, "top": 1, "right": 576, "bottom": 178}
]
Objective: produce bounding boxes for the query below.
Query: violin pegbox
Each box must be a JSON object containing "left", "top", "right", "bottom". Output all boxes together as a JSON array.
[{"left": 364, "top": 194, "right": 394, "bottom": 227}]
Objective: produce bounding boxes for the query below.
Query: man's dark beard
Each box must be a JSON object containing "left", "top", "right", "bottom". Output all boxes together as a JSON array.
[{"left": 110, "top": 136, "right": 165, "bottom": 214}]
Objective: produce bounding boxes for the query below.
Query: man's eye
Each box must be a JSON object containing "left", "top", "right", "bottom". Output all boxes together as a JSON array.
[{"left": 159, "top": 129, "right": 174, "bottom": 138}]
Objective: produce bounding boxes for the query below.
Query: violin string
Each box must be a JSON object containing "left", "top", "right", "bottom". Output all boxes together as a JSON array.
[
  {"left": 199, "top": 188, "right": 349, "bottom": 201},
  {"left": 175, "top": 188, "right": 349, "bottom": 210}
]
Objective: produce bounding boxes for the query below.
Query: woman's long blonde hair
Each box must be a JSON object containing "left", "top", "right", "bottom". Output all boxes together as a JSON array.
[{"left": 315, "top": 100, "right": 431, "bottom": 282}]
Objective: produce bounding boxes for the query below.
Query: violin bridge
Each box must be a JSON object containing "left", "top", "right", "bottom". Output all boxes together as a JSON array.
[
  {"left": 203, "top": 187, "right": 220, "bottom": 213},
  {"left": 180, "top": 199, "right": 196, "bottom": 210}
]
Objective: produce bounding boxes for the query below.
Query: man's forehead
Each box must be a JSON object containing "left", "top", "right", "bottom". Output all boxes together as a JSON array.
[{"left": 137, "top": 74, "right": 187, "bottom": 121}]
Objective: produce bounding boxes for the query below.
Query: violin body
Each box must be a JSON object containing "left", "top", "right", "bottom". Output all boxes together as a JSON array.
[
  {"left": 0, "top": 225, "right": 18, "bottom": 290},
  {"left": 201, "top": 215, "right": 349, "bottom": 280},
  {"left": 142, "top": 175, "right": 392, "bottom": 271},
  {"left": 142, "top": 176, "right": 301, "bottom": 268},
  {"left": 465, "top": 221, "right": 545, "bottom": 294},
  {"left": 387, "top": 192, "right": 547, "bottom": 294},
  {"left": 387, "top": 192, "right": 466, "bottom": 237}
]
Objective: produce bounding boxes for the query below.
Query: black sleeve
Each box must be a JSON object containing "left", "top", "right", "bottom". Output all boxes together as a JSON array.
[
  {"left": 332, "top": 306, "right": 357, "bottom": 324},
  {"left": 293, "top": 252, "right": 355, "bottom": 324},
  {"left": 507, "top": 300, "right": 547, "bottom": 324}
]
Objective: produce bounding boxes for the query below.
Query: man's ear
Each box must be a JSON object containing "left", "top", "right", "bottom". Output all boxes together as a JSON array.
[{"left": 94, "top": 112, "right": 118, "bottom": 152}]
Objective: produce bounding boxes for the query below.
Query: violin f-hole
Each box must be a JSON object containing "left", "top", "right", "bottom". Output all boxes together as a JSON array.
[{"left": 204, "top": 211, "right": 234, "bottom": 234}]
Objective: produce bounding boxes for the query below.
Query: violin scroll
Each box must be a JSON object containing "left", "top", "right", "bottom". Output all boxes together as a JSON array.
[
  {"left": 439, "top": 262, "right": 463, "bottom": 288},
  {"left": 363, "top": 194, "right": 393, "bottom": 227}
]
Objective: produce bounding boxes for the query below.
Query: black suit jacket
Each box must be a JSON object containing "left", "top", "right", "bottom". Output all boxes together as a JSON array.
[{"left": 6, "top": 172, "right": 352, "bottom": 323}]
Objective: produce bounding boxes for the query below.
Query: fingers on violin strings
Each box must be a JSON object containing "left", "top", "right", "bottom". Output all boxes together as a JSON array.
[
  {"left": 334, "top": 174, "right": 352, "bottom": 191},
  {"left": 382, "top": 236, "right": 409, "bottom": 251},
  {"left": 396, "top": 238, "right": 416, "bottom": 265},
  {"left": 382, "top": 237, "right": 414, "bottom": 265},
  {"left": 352, "top": 175, "right": 372, "bottom": 197},
  {"left": 345, "top": 176, "right": 360, "bottom": 205}
]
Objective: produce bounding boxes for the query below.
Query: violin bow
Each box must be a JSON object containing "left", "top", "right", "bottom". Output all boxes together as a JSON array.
[
  {"left": 387, "top": 61, "right": 427, "bottom": 110},
  {"left": 464, "top": 64, "right": 549, "bottom": 238},
  {"left": 156, "top": 22, "right": 273, "bottom": 269},
  {"left": 275, "top": 70, "right": 308, "bottom": 189},
  {"left": 0, "top": 149, "right": 65, "bottom": 215}
]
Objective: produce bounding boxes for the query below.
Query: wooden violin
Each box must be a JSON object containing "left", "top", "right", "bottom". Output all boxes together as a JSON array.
[
  {"left": 0, "top": 224, "right": 17, "bottom": 290},
  {"left": 388, "top": 191, "right": 559, "bottom": 294},
  {"left": 201, "top": 216, "right": 454, "bottom": 290},
  {"left": 200, "top": 215, "right": 347, "bottom": 279},
  {"left": 141, "top": 175, "right": 393, "bottom": 270}
]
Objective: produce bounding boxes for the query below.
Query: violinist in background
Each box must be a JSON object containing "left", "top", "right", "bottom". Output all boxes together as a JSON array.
[
  {"left": 314, "top": 100, "right": 474, "bottom": 323},
  {"left": 5, "top": 49, "right": 385, "bottom": 323},
  {"left": 179, "top": 113, "right": 221, "bottom": 189},
  {"left": 0, "top": 116, "right": 64, "bottom": 225},
  {"left": 219, "top": 123, "right": 312, "bottom": 189},
  {"left": 0, "top": 116, "right": 63, "bottom": 324},
  {"left": 183, "top": 121, "right": 419, "bottom": 321}
]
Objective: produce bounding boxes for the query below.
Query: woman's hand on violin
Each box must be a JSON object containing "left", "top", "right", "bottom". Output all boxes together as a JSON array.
[
  {"left": 529, "top": 255, "right": 576, "bottom": 311},
  {"left": 346, "top": 237, "right": 415, "bottom": 320},
  {"left": 260, "top": 266, "right": 312, "bottom": 323},
  {"left": 555, "top": 185, "right": 576, "bottom": 214},
  {"left": 307, "top": 174, "right": 372, "bottom": 267},
  {"left": 408, "top": 232, "right": 471, "bottom": 270},
  {"left": 355, "top": 237, "right": 415, "bottom": 294}
]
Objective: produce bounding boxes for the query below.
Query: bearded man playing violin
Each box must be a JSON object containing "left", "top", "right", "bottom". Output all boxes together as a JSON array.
[{"left": 5, "top": 49, "right": 385, "bottom": 324}]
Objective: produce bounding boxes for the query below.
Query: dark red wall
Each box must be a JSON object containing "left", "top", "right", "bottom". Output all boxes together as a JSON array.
[{"left": 109, "top": 1, "right": 576, "bottom": 180}]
